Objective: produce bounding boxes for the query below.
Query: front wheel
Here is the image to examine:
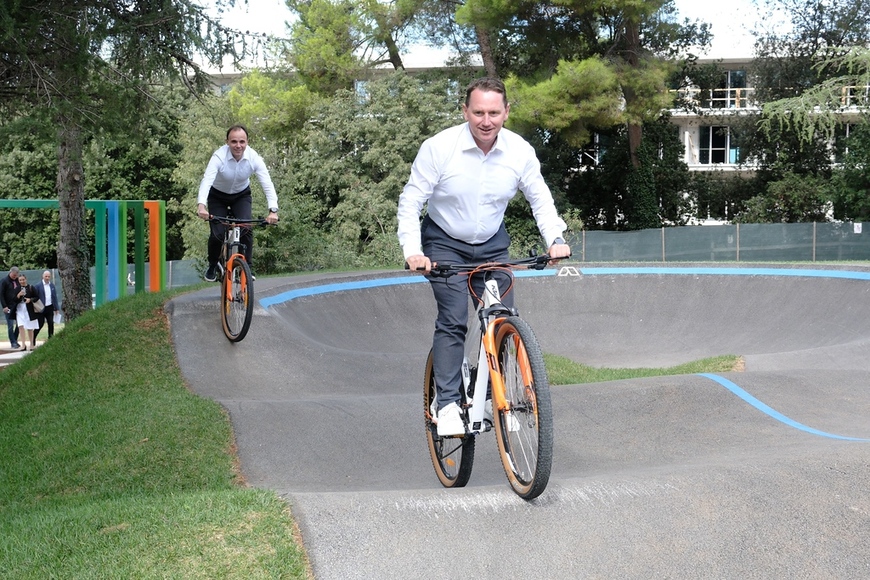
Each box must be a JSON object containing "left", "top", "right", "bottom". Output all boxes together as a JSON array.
[
  {"left": 221, "top": 256, "right": 254, "bottom": 342},
  {"left": 424, "top": 349, "right": 475, "bottom": 488},
  {"left": 492, "top": 317, "right": 553, "bottom": 499}
]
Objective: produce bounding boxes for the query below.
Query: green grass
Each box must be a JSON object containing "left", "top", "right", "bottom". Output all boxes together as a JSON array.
[
  {"left": 544, "top": 353, "right": 743, "bottom": 385},
  {"left": 0, "top": 289, "right": 309, "bottom": 579}
]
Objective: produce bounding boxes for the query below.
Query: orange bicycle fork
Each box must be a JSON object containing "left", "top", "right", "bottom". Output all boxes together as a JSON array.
[
  {"left": 223, "top": 254, "right": 249, "bottom": 300},
  {"left": 484, "top": 317, "right": 535, "bottom": 415}
]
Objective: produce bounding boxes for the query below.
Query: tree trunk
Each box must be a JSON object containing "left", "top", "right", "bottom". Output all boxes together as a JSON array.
[
  {"left": 384, "top": 34, "right": 405, "bottom": 70},
  {"left": 623, "top": 18, "right": 642, "bottom": 169},
  {"left": 56, "top": 118, "right": 91, "bottom": 321},
  {"left": 475, "top": 26, "right": 497, "bottom": 78}
]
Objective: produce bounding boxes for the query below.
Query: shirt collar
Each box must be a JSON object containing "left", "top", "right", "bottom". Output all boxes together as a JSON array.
[
  {"left": 222, "top": 145, "right": 250, "bottom": 162},
  {"left": 461, "top": 123, "right": 508, "bottom": 154}
]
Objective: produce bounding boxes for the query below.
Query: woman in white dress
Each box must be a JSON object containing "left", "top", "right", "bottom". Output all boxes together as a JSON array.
[{"left": 15, "top": 274, "right": 41, "bottom": 350}]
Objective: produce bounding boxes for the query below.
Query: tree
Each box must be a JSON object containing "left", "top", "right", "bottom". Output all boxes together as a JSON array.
[
  {"left": 569, "top": 116, "right": 692, "bottom": 229},
  {"left": 741, "top": 1, "right": 870, "bottom": 222},
  {"left": 736, "top": 172, "right": 833, "bottom": 223},
  {"left": 290, "top": 72, "right": 462, "bottom": 266},
  {"left": 831, "top": 122, "right": 870, "bottom": 221},
  {"left": 752, "top": 0, "right": 870, "bottom": 153},
  {"left": 286, "top": 0, "right": 429, "bottom": 93},
  {"left": 0, "top": 0, "right": 259, "bottom": 320},
  {"left": 452, "top": 0, "right": 708, "bottom": 229}
]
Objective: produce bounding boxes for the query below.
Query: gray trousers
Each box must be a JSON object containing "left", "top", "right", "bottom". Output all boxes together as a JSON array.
[{"left": 422, "top": 216, "right": 513, "bottom": 410}]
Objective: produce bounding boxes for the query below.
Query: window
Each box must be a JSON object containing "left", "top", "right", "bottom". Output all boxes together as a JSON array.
[
  {"left": 699, "top": 126, "right": 741, "bottom": 164},
  {"left": 834, "top": 123, "right": 857, "bottom": 163},
  {"left": 709, "top": 70, "right": 748, "bottom": 109},
  {"left": 354, "top": 80, "right": 369, "bottom": 103}
]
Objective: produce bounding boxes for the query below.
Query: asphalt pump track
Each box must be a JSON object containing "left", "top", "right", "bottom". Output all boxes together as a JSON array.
[{"left": 167, "top": 263, "right": 870, "bottom": 579}]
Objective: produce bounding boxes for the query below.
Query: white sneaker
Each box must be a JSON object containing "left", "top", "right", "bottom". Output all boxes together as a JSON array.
[
  {"left": 484, "top": 399, "right": 493, "bottom": 425},
  {"left": 436, "top": 402, "right": 465, "bottom": 437}
]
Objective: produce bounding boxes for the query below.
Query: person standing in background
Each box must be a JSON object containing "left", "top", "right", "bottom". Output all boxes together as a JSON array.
[
  {"left": 15, "top": 274, "right": 40, "bottom": 350},
  {"left": 37, "top": 270, "right": 60, "bottom": 339},
  {"left": 1, "top": 267, "right": 21, "bottom": 350}
]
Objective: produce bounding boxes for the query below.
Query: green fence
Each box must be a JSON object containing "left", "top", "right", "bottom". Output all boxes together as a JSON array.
[{"left": 575, "top": 222, "right": 870, "bottom": 262}]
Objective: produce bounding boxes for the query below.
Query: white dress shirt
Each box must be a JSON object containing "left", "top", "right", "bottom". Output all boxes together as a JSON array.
[
  {"left": 42, "top": 282, "right": 52, "bottom": 307},
  {"left": 197, "top": 145, "right": 278, "bottom": 209},
  {"left": 397, "top": 123, "right": 566, "bottom": 259}
]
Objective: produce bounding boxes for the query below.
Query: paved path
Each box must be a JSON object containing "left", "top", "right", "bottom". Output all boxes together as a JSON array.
[
  {"left": 0, "top": 340, "right": 44, "bottom": 368},
  {"left": 168, "top": 265, "right": 870, "bottom": 579}
]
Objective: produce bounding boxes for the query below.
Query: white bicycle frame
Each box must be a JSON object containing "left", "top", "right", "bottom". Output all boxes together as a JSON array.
[{"left": 463, "top": 278, "right": 505, "bottom": 433}]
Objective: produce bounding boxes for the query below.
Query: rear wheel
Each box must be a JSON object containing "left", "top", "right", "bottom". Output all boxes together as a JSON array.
[
  {"left": 221, "top": 256, "right": 254, "bottom": 342},
  {"left": 424, "top": 349, "right": 474, "bottom": 488},
  {"left": 493, "top": 317, "right": 553, "bottom": 499}
]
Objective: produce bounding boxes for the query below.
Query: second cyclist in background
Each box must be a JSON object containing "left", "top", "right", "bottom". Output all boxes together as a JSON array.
[
  {"left": 397, "top": 76, "right": 571, "bottom": 437},
  {"left": 197, "top": 124, "right": 279, "bottom": 282}
]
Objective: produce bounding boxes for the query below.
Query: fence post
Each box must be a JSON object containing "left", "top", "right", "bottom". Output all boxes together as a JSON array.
[{"left": 661, "top": 227, "right": 666, "bottom": 262}]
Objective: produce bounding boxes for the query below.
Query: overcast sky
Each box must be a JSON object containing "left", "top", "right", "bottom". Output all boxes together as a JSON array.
[{"left": 213, "top": 0, "right": 763, "bottom": 65}]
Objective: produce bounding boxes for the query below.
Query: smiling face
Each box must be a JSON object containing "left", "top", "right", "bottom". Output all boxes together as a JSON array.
[
  {"left": 462, "top": 88, "right": 510, "bottom": 154},
  {"left": 226, "top": 128, "right": 248, "bottom": 161}
]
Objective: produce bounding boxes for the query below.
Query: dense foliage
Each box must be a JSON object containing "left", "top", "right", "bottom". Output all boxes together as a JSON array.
[{"left": 2, "top": 0, "right": 870, "bottom": 286}]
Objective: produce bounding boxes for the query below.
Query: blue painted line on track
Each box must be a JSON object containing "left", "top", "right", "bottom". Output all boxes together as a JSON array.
[
  {"left": 261, "top": 266, "right": 870, "bottom": 309},
  {"left": 580, "top": 267, "right": 870, "bottom": 280},
  {"left": 259, "top": 268, "right": 554, "bottom": 309},
  {"left": 698, "top": 373, "right": 870, "bottom": 442},
  {"left": 260, "top": 266, "right": 870, "bottom": 442}
]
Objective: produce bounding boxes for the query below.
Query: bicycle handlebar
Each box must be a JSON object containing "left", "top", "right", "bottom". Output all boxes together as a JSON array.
[
  {"left": 208, "top": 216, "right": 271, "bottom": 227},
  {"left": 406, "top": 254, "right": 563, "bottom": 278}
]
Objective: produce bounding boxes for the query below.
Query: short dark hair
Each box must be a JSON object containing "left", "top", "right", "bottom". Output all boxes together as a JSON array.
[
  {"left": 465, "top": 77, "right": 508, "bottom": 107},
  {"left": 226, "top": 125, "right": 249, "bottom": 140}
]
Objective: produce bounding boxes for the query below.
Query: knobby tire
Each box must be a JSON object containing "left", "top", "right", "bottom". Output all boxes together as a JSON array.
[
  {"left": 221, "top": 256, "right": 254, "bottom": 342},
  {"left": 493, "top": 317, "right": 553, "bottom": 499},
  {"left": 424, "top": 349, "right": 475, "bottom": 488}
]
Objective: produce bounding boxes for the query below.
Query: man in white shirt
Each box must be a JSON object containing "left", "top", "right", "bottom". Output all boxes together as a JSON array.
[
  {"left": 397, "top": 77, "right": 571, "bottom": 436},
  {"left": 197, "top": 125, "right": 279, "bottom": 281}
]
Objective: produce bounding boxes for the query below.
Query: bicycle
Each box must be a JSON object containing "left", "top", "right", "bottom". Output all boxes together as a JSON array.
[
  {"left": 208, "top": 215, "right": 268, "bottom": 342},
  {"left": 418, "top": 254, "right": 557, "bottom": 500}
]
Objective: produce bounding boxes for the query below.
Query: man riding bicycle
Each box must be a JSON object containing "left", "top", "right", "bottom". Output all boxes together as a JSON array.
[
  {"left": 197, "top": 124, "right": 279, "bottom": 281},
  {"left": 397, "top": 77, "right": 571, "bottom": 437}
]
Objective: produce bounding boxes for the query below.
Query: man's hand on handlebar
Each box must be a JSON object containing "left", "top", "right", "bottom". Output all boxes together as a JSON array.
[
  {"left": 405, "top": 254, "right": 432, "bottom": 272},
  {"left": 197, "top": 203, "right": 210, "bottom": 220},
  {"left": 548, "top": 242, "right": 571, "bottom": 262}
]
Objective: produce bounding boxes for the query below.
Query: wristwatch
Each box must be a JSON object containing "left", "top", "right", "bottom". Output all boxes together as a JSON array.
[
  {"left": 551, "top": 237, "right": 565, "bottom": 245},
  {"left": 269, "top": 208, "right": 278, "bottom": 213}
]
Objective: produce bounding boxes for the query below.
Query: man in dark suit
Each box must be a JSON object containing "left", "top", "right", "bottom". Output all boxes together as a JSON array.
[
  {"left": 36, "top": 270, "right": 60, "bottom": 339},
  {"left": 0, "top": 266, "right": 21, "bottom": 349}
]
